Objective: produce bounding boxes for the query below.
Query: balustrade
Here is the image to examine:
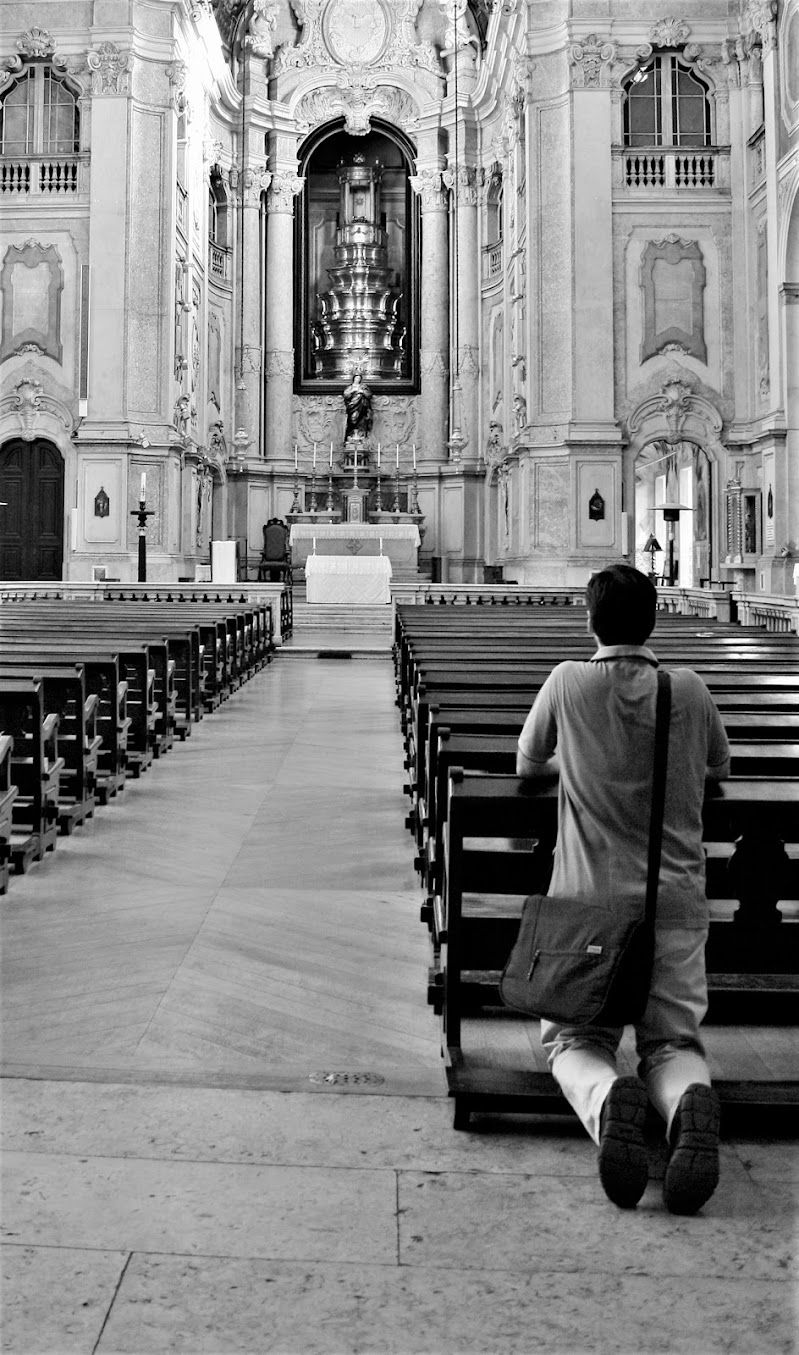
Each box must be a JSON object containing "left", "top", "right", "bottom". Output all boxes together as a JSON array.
[
  {"left": 613, "top": 146, "right": 729, "bottom": 192},
  {"left": 482, "top": 243, "right": 503, "bottom": 281},
  {"left": 208, "top": 241, "right": 230, "bottom": 282},
  {"left": 0, "top": 155, "right": 83, "bottom": 195}
]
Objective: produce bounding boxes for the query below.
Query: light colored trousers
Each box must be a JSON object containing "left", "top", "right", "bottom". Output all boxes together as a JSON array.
[{"left": 541, "top": 927, "right": 712, "bottom": 1145}]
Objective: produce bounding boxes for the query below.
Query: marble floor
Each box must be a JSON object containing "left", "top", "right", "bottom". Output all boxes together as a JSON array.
[{"left": 1, "top": 658, "right": 797, "bottom": 1355}]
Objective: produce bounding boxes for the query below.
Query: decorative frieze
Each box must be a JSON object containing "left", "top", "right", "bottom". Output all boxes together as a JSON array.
[
  {"left": 87, "top": 41, "right": 130, "bottom": 96},
  {"left": 744, "top": 0, "right": 778, "bottom": 52},
  {"left": 265, "top": 349, "right": 295, "bottom": 379},
  {"left": 569, "top": 34, "right": 616, "bottom": 89}
]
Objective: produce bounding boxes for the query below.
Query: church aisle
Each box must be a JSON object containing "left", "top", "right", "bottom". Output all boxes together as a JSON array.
[
  {"left": 2, "top": 659, "right": 796, "bottom": 1354},
  {"left": 0, "top": 658, "right": 440, "bottom": 1081}
]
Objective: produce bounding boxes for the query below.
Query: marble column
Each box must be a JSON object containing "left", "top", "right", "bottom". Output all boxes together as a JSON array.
[
  {"left": 264, "top": 171, "right": 304, "bottom": 461},
  {"left": 410, "top": 168, "right": 449, "bottom": 463},
  {"left": 235, "top": 166, "right": 270, "bottom": 458},
  {"left": 443, "top": 164, "right": 481, "bottom": 464}
]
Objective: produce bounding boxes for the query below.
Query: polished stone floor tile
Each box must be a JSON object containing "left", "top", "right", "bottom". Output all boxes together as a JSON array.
[
  {"left": 2, "top": 1152, "right": 397, "bottom": 1264},
  {"left": 397, "top": 1166, "right": 797, "bottom": 1280},
  {"left": 1, "top": 1244, "right": 126, "bottom": 1355},
  {"left": 1, "top": 1081, "right": 594, "bottom": 1175},
  {"left": 95, "top": 1253, "right": 797, "bottom": 1355}
]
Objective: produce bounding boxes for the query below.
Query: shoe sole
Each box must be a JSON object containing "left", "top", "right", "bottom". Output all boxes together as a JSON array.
[
  {"left": 598, "top": 1077, "right": 649, "bottom": 1209},
  {"left": 664, "top": 1084, "right": 720, "bottom": 1216}
]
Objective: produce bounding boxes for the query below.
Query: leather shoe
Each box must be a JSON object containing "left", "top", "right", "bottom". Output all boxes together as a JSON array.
[
  {"left": 663, "top": 1083, "right": 720, "bottom": 1215},
  {"left": 597, "top": 1076, "right": 649, "bottom": 1209}
]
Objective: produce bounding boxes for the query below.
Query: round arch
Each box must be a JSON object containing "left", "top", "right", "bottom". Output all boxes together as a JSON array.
[{"left": 625, "top": 372, "right": 725, "bottom": 585}]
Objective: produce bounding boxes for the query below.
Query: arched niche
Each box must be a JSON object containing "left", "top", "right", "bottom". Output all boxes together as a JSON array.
[
  {"left": 626, "top": 376, "right": 724, "bottom": 586},
  {"left": 294, "top": 118, "right": 420, "bottom": 395}
]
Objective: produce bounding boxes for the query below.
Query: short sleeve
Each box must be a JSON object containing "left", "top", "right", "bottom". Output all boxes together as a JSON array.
[
  {"left": 518, "top": 667, "right": 560, "bottom": 766},
  {"left": 705, "top": 692, "right": 730, "bottom": 774}
]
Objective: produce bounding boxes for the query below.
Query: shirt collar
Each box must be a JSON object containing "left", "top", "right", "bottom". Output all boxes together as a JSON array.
[{"left": 590, "top": 644, "right": 659, "bottom": 667}]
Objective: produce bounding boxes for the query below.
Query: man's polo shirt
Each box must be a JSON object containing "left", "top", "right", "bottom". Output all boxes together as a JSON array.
[{"left": 517, "top": 645, "right": 730, "bottom": 928}]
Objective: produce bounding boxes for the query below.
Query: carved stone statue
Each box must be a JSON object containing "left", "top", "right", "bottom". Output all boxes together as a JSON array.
[
  {"left": 248, "top": 0, "right": 279, "bottom": 58},
  {"left": 342, "top": 372, "right": 374, "bottom": 442}
]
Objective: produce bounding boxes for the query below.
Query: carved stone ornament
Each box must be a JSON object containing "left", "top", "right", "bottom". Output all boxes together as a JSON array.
[
  {"left": 419, "top": 348, "right": 448, "bottom": 376},
  {"left": 0, "top": 240, "right": 64, "bottom": 365},
  {"left": 173, "top": 394, "right": 193, "bottom": 440},
  {"left": 442, "top": 164, "right": 482, "bottom": 206},
  {"left": 409, "top": 168, "right": 447, "bottom": 211},
  {"left": 87, "top": 41, "right": 131, "bottom": 96},
  {"left": 266, "top": 173, "right": 305, "bottom": 214},
  {"left": 744, "top": 1, "right": 778, "bottom": 52},
  {"left": 2, "top": 29, "right": 69, "bottom": 85},
  {"left": 439, "top": 0, "right": 478, "bottom": 57},
  {"left": 0, "top": 376, "right": 72, "bottom": 442},
  {"left": 167, "top": 61, "right": 188, "bottom": 113},
  {"left": 569, "top": 34, "right": 617, "bottom": 89},
  {"left": 246, "top": 0, "right": 280, "bottom": 59},
  {"left": 649, "top": 18, "right": 691, "bottom": 49},
  {"left": 241, "top": 167, "right": 272, "bottom": 205},
  {"left": 265, "top": 349, "right": 295, "bottom": 379},
  {"left": 277, "top": 0, "right": 439, "bottom": 76},
  {"left": 295, "top": 73, "right": 417, "bottom": 138}
]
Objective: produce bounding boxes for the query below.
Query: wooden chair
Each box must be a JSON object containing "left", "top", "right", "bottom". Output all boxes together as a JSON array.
[{"left": 257, "top": 519, "right": 293, "bottom": 586}]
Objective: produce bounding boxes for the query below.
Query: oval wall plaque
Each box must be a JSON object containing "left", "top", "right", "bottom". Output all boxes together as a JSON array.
[{"left": 323, "top": 0, "right": 389, "bottom": 66}]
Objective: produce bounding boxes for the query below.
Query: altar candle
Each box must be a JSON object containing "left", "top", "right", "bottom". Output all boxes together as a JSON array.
[
  {"left": 412, "top": 444, "right": 417, "bottom": 470},
  {"left": 396, "top": 443, "right": 399, "bottom": 469},
  {"left": 140, "top": 472, "right": 146, "bottom": 501},
  {"left": 379, "top": 537, "right": 383, "bottom": 554},
  {"left": 329, "top": 442, "right": 333, "bottom": 467},
  {"left": 376, "top": 443, "right": 381, "bottom": 468},
  {"left": 313, "top": 442, "right": 317, "bottom": 469},
  {"left": 313, "top": 536, "right": 317, "bottom": 553},
  {"left": 294, "top": 444, "right": 298, "bottom": 469}
]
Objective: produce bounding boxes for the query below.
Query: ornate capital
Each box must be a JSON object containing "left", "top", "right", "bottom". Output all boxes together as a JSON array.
[
  {"left": 442, "top": 164, "right": 482, "bottom": 206},
  {"left": 167, "top": 61, "right": 188, "bottom": 114},
  {"left": 649, "top": 18, "right": 691, "bottom": 49},
  {"left": 87, "top": 41, "right": 131, "bottom": 96},
  {"left": 569, "top": 34, "right": 616, "bottom": 89},
  {"left": 242, "top": 167, "right": 272, "bottom": 205},
  {"left": 266, "top": 173, "right": 304, "bottom": 213},
  {"left": 409, "top": 168, "right": 447, "bottom": 211}
]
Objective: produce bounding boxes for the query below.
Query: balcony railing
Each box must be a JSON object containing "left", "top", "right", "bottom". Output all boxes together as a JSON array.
[
  {"left": 0, "top": 155, "right": 85, "bottom": 195},
  {"left": 482, "top": 241, "right": 503, "bottom": 281},
  {"left": 209, "top": 240, "right": 231, "bottom": 282},
  {"left": 612, "top": 146, "right": 730, "bottom": 193}
]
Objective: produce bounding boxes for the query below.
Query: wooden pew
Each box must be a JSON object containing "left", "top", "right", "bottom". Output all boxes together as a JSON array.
[
  {"left": 0, "top": 733, "right": 17, "bottom": 894},
  {"left": 0, "top": 676, "right": 65, "bottom": 872},
  {"left": 0, "top": 663, "right": 100, "bottom": 835},
  {"left": 439, "top": 771, "right": 799, "bottom": 1127}
]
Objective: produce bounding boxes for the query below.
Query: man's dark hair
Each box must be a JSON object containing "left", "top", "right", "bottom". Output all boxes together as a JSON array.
[{"left": 586, "top": 564, "right": 657, "bottom": 646}]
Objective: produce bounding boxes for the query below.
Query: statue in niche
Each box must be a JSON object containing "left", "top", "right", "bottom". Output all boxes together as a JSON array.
[
  {"left": 248, "top": 0, "right": 279, "bottom": 58},
  {"left": 513, "top": 392, "right": 527, "bottom": 432},
  {"left": 342, "top": 371, "right": 374, "bottom": 443}
]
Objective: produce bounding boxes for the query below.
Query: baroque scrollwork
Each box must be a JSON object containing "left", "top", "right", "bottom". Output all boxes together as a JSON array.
[
  {"left": 569, "top": 34, "right": 616, "bottom": 89},
  {"left": 87, "top": 41, "right": 131, "bottom": 96},
  {"left": 0, "top": 375, "right": 72, "bottom": 442},
  {"left": 294, "top": 73, "right": 417, "bottom": 138},
  {"left": 649, "top": 18, "right": 692, "bottom": 49},
  {"left": 743, "top": 1, "right": 778, "bottom": 52}
]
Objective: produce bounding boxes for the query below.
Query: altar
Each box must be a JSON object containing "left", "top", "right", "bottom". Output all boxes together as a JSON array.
[
  {"left": 289, "top": 523, "right": 421, "bottom": 573},
  {"left": 305, "top": 553, "right": 393, "bottom": 605}
]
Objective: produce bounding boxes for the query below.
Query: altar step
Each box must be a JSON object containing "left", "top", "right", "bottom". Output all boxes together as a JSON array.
[{"left": 279, "top": 599, "right": 393, "bottom": 658}]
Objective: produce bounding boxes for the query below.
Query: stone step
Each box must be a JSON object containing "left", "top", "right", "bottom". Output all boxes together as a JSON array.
[{"left": 292, "top": 602, "right": 393, "bottom": 632}]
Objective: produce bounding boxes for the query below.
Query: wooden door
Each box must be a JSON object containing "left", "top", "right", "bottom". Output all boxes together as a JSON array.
[{"left": 0, "top": 439, "right": 64, "bottom": 579}]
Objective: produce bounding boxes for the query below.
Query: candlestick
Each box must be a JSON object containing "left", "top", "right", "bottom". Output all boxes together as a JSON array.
[
  {"left": 395, "top": 443, "right": 399, "bottom": 469},
  {"left": 379, "top": 536, "right": 383, "bottom": 555},
  {"left": 329, "top": 442, "right": 333, "bottom": 468},
  {"left": 326, "top": 471, "right": 333, "bottom": 513},
  {"left": 375, "top": 464, "right": 383, "bottom": 512},
  {"left": 392, "top": 464, "right": 401, "bottom": 515},
  {"left": 140, "top": 471, "right": 146, "bottom": 501},
  {"left": 313, "top": 442, "right": 317, "bottom": 469},
  {"left": 376, "top": 442, "right": 381, "bottom": 468},
  {"left": 310, "top": 469, "right": 318, "bottom": 513},
  {"left": 412, "top": 444, "right": 416, "bottom": 471},
  {"left": 294, "top": 443, "right": 298, "bottom": 470}
]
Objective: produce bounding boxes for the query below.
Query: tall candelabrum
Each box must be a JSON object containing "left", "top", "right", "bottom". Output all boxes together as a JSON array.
[{"left": 130, "top": 494, "right": 155, "bottom": 582}]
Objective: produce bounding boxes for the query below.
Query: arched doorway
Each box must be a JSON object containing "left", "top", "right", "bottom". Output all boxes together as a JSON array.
[
  {"left": 634, "top": 439, "right": 712, "bottom": 586},
  {"left": 0, "top": 438, "right": 64, "bottom": 579}
]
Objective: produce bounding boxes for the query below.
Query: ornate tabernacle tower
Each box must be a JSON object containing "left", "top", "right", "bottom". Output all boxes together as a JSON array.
[{"left": 313, "top": 156, "right": 405, "bottom": 382}]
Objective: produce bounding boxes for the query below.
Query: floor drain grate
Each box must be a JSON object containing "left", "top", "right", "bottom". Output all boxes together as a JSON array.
[{"left": 308, "top": 1071, "right": 386, "bottom": 1087}]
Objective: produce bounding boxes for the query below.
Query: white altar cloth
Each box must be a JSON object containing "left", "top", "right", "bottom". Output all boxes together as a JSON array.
[
  {"left": 290, "top": 524, "right": 420, "bottom": 550},
  {"left": 305, "top": 553, "right": 392, "bottom": 604}
]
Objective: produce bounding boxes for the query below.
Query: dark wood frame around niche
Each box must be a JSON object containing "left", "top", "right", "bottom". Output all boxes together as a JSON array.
[
  {"left": 640, "top": 237, "right": 707, "bottom": 365},
  {"left": 293, "top": 118, "right": 421, "bottom": 396}
]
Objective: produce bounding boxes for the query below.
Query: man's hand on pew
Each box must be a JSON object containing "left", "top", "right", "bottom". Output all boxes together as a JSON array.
[{"left": 516, "top": 747, "right": 560, "bottom": 780}]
